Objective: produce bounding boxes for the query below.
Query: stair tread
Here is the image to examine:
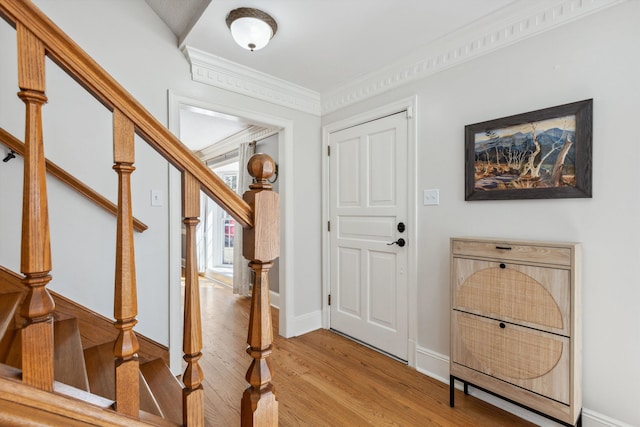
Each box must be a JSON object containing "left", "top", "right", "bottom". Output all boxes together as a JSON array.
[
  {"left": 139, "top": 410, "right": 181, "bottom": 427},
  {"left": 54, "top": 317, "right": 90, "bottom": 391},
  {"left": 0, "top": 361, "right": 22, "bottom": 380},
  {"left": 140, "top": 358, "right": 184, "bottom": 425},
  {"left": 0, "top": 361, "right": 114, "bottom": 409},
  {"left": 54, "top": 379, "right": 115, "bottom": 409}
]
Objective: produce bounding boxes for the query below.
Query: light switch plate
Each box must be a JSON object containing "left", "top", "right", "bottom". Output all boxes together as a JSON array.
[
  {"left": 423, "top": 189, "right": 439, "bottom": 206},
  {"left": 151, "top": 189, "right": 163, "bottom": 207}
]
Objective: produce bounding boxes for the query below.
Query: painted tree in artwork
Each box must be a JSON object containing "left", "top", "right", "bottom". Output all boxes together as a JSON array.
[
  {"left": 520, "top": 123, "right": 543, "bottom": 178},
  {"left": 485, "top": 130, "right": 501, "bottom": 166},
  {"left": 520, "top": 122, "right": 562, "bottom": 179},
  {"left": 505, "top": 142, "right": 528, "bottom": 171},
  {"left": 550, "top": 134, "right": 574, "bottom": 186},
  {"left": 519, "top": 119, "right": 573, "bottom": 182}
]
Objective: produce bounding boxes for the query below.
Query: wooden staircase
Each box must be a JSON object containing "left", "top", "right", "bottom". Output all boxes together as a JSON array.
[
  {"left": 0, "top": 0, "right": 280, "bottom": 425},
  {"left": 0, "top": 272, "right": 183, "bottom": 426}
]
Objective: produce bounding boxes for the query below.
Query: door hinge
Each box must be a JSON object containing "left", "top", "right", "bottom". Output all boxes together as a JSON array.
[
  {"left": 327, "top": 221, "right": 330, "bottom": 232},
  {"left": 327, "top": 145, "right": 331, "bottom": 156},
  {"left": 328, "top": 294, "right": 331, "bottom": 305}
]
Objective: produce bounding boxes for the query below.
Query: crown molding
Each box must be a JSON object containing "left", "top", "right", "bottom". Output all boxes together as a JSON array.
[
  {"left": 321, "top": 0, "right": 626, "bottom": 114},
  {"left": 183, "top": 0, "right": 625, "bottom": 117},
  {"left": 183, "top": 46, "right": 321, "bottom": 116}
]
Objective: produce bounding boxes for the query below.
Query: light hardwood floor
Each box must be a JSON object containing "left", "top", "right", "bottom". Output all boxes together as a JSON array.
[{"left": 197, "top": 278, "right": 534, "bottom": 426}]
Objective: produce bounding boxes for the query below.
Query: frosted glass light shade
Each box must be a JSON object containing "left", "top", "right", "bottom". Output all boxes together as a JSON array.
[
  {"left": 226, "top": 8, "right": 278, "bottom": 52},
  {"left": 230, "top": 17, "right": 272, "bottom": 51}
]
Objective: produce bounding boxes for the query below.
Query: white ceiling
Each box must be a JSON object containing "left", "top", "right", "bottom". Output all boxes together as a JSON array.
[
  {"left": 148, "top": 0, "right": 518, "bottom": 94},
  {"left": 179, "top": 105, "right": 251, "bottom": 151},
  {"left": 147, "top": 0, "right": 521, "bottom": 153},
  {"left": 147, "top": 0, "right": 617, "bottom": 153}
]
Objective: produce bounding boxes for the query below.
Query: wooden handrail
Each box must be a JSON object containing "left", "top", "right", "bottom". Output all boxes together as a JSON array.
[
  {"left": 0, "top": 0, "right": 253, "bottom": 229},
  {"left": 0, "top": 127, "right": 148, "bottom": 233}
]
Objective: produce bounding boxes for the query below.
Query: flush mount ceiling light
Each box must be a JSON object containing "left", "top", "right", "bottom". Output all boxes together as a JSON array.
[{"left": 226, "top": 8, "right": 278, "bottom": 52}]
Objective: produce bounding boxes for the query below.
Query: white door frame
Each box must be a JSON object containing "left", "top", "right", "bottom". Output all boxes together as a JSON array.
[
  {"left": 167, "top": 91, "right": 294, "bottom": 373},
  {"left": 321, "top": 96, "right": 418, "bottom": 367}
]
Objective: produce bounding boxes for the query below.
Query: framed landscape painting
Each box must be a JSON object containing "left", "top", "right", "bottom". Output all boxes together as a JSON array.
[{"left": 465, "top": 99, "right": 592, "bottom": 201}]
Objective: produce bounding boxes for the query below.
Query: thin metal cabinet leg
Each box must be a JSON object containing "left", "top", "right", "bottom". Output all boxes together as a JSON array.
[
  {"left": 449, "top": 375, "right": 455, "bottom": 407},
  {"left": 464, "top": 382, "right": 469, "bottom": 395}
]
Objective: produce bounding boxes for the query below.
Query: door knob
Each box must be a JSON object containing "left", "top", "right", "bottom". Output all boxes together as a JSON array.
[{"left": 387, "top": 238, "right": 406, "bottom": 247}]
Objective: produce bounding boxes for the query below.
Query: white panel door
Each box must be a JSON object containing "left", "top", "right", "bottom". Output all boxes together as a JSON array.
[{"left": 329, "top": 112, "right": 408, "bottom": 361}]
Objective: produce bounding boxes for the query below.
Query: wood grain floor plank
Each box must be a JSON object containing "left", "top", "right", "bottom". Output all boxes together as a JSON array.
[{"left": 196, "top": 278, "right": 534, "bottom": 426}]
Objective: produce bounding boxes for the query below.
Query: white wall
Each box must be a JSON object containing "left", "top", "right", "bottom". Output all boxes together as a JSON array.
[
  {"left": 323, "top": 2, "right": 639, "bottom": 425},
  {"left": 0, "top": 0, "right": 322, "bottom": 349}
]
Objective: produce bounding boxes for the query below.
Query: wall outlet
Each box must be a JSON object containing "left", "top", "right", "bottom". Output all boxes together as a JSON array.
[{"left": 423, "top": 189, "right": 439, "bottom": 206}]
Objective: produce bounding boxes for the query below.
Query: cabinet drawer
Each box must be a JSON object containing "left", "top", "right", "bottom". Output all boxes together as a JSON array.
[
  {"left": 452, "top": 311, "right": 570, "bottom": 405},
  {"left": 452, "top": 239, "right": 572, "bottom": 266},
  {"left": 452, "top": 258, "right": 570, "bottom": 336}
]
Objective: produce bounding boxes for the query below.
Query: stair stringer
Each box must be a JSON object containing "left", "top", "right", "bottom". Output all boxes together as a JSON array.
[
  {"left": 52, "top": 291, "right": 170, "bottom": 365},
  {"left": 0, "top": 265, "right": 169, "bottom": 365}
]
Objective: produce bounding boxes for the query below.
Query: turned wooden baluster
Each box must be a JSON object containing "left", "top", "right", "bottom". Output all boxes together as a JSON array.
[
  {"left": 112, "top": 109, "right": 140, "bottom": 417},
  {"left": 182, "top": 172, "right": 204, "bottom": 426},
  {"left": 241, "top": 154, "right": 279, "bottom": 426},
  {"left": 16, "top": 23, "right": 56, "bottom": 392}
]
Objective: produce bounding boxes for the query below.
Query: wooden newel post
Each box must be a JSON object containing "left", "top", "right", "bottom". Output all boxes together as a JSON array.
[
  {"left": 241, "top": 154, "right": 279, "bottom": 426},
  {"left": 17, "top": 23, "right": 55, "bottom": 391}
]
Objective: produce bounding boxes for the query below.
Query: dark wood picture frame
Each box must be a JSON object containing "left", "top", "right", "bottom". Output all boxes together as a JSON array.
[{"left": 465, "top": 99, "right": 592, "bottom": 201}]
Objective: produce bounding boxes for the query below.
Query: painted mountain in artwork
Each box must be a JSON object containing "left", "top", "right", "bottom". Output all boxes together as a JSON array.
[{"left": 473, "top": 126, "right": 577, "bottom": 191}]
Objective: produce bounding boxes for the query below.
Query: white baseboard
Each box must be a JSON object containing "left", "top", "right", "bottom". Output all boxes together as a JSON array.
[
  {"left": 269, "top": 290, "right": 280, "bottom": 309},
  {"left": 414, "top": 345, "right": 631, "bottom": 427},
  {"left": 234, "top": 290, "right": 320, "bottom": 337},
  {"left": 290, "top": 309, "right": 322, "bottom": 337},
  {"left": 581, "top": 409, "right": 635, "bottom": 427},
  {"left": 415, "top": 345, "right": 450, "bottom": 384}
]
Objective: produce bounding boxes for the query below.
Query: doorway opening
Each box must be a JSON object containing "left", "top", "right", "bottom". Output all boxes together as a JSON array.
[
  {"left": 176, "top": 102, "right": 280, "bottom": 288},
  {"left": 167, "top": 92, "right": 293, "bottom": 372},
  {"left": 196, "top": 132, "right": 281, "bottom": 296}
]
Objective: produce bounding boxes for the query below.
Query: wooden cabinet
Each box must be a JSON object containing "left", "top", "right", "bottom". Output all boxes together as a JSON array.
[{"left": 449, "top": 238, "right": 581, "bottom": 426}]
